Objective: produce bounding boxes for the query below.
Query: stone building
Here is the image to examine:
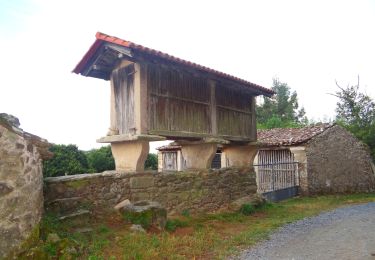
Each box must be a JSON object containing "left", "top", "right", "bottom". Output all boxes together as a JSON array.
[
  {"left": 157, "top": 124, "right": 375, "bottom": 195},
  {"left": 256, "top": 124, "right": 375, "bottom": 195},
  {"left": 73, "top": 32, "right": 274, "bottom": 172},
  {"left": 0, "top": 114, "right": 51, "bottom": 258},
  {"left": 156, "top": 144, "right": 221, "bottom": 171}
]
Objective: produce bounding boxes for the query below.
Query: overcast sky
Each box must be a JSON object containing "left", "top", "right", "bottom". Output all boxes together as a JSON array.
[{"left": 1, "top": 0, "right": 374, "bottom": 152}]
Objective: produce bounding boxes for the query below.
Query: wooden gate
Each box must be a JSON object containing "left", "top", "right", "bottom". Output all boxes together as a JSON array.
[
  {"left": 255, "top": 149, "right": 299, "bottom": 201},
  {"left": 163, "top": 151, "right": 178, "bottom": 171}
]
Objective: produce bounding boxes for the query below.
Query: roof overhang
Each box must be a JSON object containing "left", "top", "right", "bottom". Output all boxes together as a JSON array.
[{"left": 73, "top": 32, "right": 275, "bottom": 97}]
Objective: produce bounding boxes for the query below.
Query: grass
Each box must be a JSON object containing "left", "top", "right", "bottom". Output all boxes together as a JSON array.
[{"left": 25, "top": 193, "right": 375, "bottom": 259}]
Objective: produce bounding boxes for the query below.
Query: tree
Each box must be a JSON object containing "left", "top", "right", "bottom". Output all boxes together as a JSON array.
[
  {"left": 43, "top": 144, "right": 90, "bottom": 177},
  {"left": 43, "top": 144, "right": 159, "bottom": 176},
  {"left": 257, "top": 78, "right": 307, "bottom": 129},
  {"left": 86, "top": 146, "right": 115, "bottom": 173},
  {"left": 332, "top": 77, "right": 375, "bottom": 159},
  {"left": 145, "top": 153, "right": 158, "bottom": 170}
]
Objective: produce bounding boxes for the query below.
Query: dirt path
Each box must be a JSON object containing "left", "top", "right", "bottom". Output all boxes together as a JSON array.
[{"left": 235, "top": 202, "right": 375, "bottom": 260}]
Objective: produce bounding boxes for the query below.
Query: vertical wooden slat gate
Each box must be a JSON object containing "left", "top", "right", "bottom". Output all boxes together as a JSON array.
[{"left": 255, "top": 149, "right": 299, "bottom": 201}]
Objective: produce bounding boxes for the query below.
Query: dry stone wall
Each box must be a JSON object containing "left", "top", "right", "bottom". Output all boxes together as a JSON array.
[
  {"left": 44, "top": 167, "right": 257, "bottom": 216},
  {"left": 0, "top": 114, "right": 51, "bottom": 259},
  {"left": 305, "top": 125, "right": 375, "bottom": 194}
]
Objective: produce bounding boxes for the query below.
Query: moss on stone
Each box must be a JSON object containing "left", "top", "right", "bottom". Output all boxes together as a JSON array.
[
  {"left": 5, "top": 223, "right": 41, "bottom": 260},
  {"left": 65, "top": 179, "right": 89, "bottom": 189},
  {"left": 122, "top": 210, "right": 154, "bottom": 229}
]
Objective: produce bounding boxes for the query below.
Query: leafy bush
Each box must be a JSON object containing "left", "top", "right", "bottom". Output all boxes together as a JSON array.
[
  {"left": 165, "top": 219, "right": 189, "bottom": 232},
  {"left": 239, "top": 204, "right": 255, "bottom": 215},
  {"left": 181, "top": 209, "right": 191, "bottom": 218},
  {"left": 122, "top": 210, "right": 154, "bottom": 229},
  {"left": 43, "top": 144, "right": 90, "bottom": 177},
  {"left": 43, "top": 143, "right": 159, "bottom": 177},
  {"left": 86, "top": 146, "right": 115, "bottom": 172},
  {"left": 145, "top": 153, "right": 158, "bottom": 170}
]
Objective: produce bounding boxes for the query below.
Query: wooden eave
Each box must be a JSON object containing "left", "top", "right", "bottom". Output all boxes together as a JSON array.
[{"left": 73, "top": 32, "right": 274, "bottom": 97}]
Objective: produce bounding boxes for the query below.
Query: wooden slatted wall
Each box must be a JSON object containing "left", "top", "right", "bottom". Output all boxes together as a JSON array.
[
  {"left": 216, "top": 84, "right": 255, "bottom": 138},
  {"left": 112, "top": 65, "right": 135, "bottom": 135},
  {"left": 148, "top": 64, "right": 211, "bottom": 134}
]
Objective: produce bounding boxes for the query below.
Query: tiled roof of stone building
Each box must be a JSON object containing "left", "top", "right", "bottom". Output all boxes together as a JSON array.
[
  {"left": 156, "top": 144, "right": 181, "bottom": 151},
  {"left": 257, "top": 123, "right": 335, "bottom": 147},
  {"left": 156, "top": 124, "right": 335, "bottom": 151}
]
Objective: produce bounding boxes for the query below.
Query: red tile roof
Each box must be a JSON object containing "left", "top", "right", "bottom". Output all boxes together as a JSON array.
[
  {"left": 156, "top": 124, "right": 335, "bottom": 151},
  {"left": 257, "top": 123, "right": 335, "bottom": 147},
  {"left": 73, "top": 32, "right": 274, "bottom": 96}
]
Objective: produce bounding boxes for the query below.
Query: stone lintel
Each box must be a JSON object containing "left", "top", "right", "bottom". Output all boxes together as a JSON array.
[
  {"left": 111, "top": 140, "right": 149, "bottom": 172},
  {"left": 97, "top": 134, "right": 165, "bottom": 143},
  {"left": 221, "top": 144, "right": 258, "bottom": 168},
  {"left": 180, "top": 143, "right": 217, "bottom": 170}
]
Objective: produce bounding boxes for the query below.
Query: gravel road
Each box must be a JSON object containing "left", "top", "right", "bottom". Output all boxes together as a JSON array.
[{"left": 234, "top": 202, "right": 375, "bottom": 260}]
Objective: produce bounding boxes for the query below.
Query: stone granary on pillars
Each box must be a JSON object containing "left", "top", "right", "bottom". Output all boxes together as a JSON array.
[
  {"left": 73, "top": 32, "right": 274, "bottom": 172},
  {"left": 256, "top": 124, "right": 375, "bottom": 195}
]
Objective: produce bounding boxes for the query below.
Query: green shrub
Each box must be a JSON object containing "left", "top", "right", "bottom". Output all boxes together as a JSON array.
[
  {"left": 239, "top": 204, "right": 255, "bottom": 215},
  {"left": 122, "top": 211, "right": 153, "bottom": 229},
  {"left": 181, "top": 209, "right": 190, "bottom": 217},
  {"left": 145, "top": 153, "right": 158, "bottom": 170},
  {"left": 165, "top": 219, "right": 188, "bottom": 232}
]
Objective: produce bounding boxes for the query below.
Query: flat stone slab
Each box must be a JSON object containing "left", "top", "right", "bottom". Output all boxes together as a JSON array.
[
  {"left": 59, "top": 209, "right": 90, "bottom": 221},
  {"left": 97, "top": 134, "right": 166, "bottom": 143}
]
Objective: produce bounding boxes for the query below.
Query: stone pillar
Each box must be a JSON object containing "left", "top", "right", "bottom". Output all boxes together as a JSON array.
[
  {"left": 181, "top": 143, "right": 217, "bottom": 169},
  {"left": 177, "top": 150, "right": 183, "bottom": 171},
  {"left": 111, "top": 141, "right": 149, "bottom": 172},
  {"left": 157, "top": 151, "right": 163, "bottom": 173},
  {"left": 221, "top": 145, "right": 258, "bottom": 168},
  {"left": 290, "top": 146, "right": 308, "bottom": 194}
]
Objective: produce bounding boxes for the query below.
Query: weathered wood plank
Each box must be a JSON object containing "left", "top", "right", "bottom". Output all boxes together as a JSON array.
[
  {"left": 147, "top": 63, "right": 211, "bottom": 134},
  {"left": 112, "top": 65, "right": 135, "bottom": 135}
]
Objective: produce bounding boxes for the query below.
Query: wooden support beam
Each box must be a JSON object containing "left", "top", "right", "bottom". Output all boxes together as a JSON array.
[
  {"left": 209, "top": 80, "right": 217, "bottom": 135},
  {"left": 134, "top": 63, "right": 148, "bottom": 134}
]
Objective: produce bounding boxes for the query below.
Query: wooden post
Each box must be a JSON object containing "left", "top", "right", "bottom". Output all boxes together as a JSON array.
[
  {"left": 251, "top": 96, "right": 257, "bottom": 140},
  {"left": 109, "top": 73, "right": 117, "bottom": 134},
  {"left": 134, "top": 63, "right": 148, "bottom": 134},
  {"left": 209, "top": 80, "right": 217, "bottom": 135}
]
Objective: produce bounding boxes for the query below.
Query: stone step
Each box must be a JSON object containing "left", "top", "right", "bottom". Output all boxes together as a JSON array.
[
  {"left": 45, "top": 197, "right": 84, "bottom": 214},
  {"left": 58, "top": 209, "right": 91, "bottom": 221},
  {"left": 74, "top": 227, "right": 93, "bottom": 233}
]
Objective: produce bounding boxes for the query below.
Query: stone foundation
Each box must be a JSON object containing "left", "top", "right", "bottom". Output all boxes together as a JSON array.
[{"left": 44, "top": 167, "right": 257, "bottom": 215}]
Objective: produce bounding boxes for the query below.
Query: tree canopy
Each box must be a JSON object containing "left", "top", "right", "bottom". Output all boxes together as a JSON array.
[
  {"left": 43, "top": 144, "right": 159, "bottom": 177},
  {"left": 43, "top": 144, "right": 90, "bottom": 177},
  {"left": 257, "top": 78, "right": 307, "bottom": 129},
  {"left": 145, "top": 153, "right": 158, "bottom": 170},
  {"left": 86, "top": 146, "right": 115, "bottom": 173},
  {"left": 332, "top": 77, "right": 375, "bottom": 159}
]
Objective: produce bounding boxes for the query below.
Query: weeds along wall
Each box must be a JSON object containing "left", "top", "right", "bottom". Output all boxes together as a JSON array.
[{"left": 44, "top": 168, "right": 257, "bottom": 216}]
